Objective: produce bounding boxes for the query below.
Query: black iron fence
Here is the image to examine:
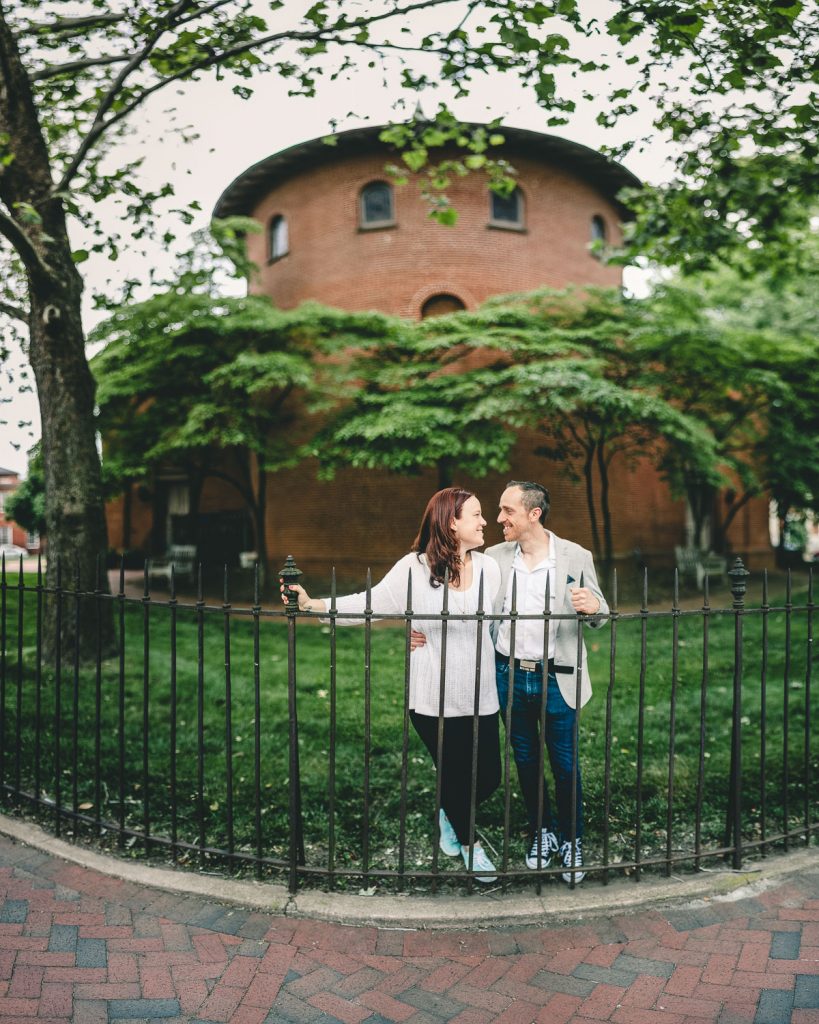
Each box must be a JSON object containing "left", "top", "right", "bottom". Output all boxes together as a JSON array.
[{"left": 0, "top": 553, "right": 815, "bottom": 894}]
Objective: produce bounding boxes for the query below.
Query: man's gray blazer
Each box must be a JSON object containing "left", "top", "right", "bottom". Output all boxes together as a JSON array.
[{"left": 485, "top": 535, "right": 609, "bottom": 710}]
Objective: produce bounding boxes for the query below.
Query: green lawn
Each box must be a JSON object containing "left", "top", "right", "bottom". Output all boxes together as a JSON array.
[{"left": 0, "top": 571, "right": 815, "bottom": 890}]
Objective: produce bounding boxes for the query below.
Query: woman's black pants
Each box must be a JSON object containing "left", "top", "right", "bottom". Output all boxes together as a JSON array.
[{"left": 410, "top": 710, "right": 501, "bottom": 846}]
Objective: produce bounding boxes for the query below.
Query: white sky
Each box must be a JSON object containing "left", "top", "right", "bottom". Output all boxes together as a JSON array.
[{"left": 0, "top": 1, "right": 673, "bottom": 476}]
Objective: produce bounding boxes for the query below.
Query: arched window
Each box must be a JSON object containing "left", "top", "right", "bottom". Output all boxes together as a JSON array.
[
  {"left": 360, "top": 181, "right": 394, "bottom": 227},
  {"left": 489, "top": 186, "right": 524, "bottom": 228},
  {"left": 268, "top": 214, "right": 289, "bottom": 261},
  {"left": 591, "top": 214, "right": 607, "bottom": 242},
  {"left": 421, "top": 293, "right": 466, "bottom": 319}
]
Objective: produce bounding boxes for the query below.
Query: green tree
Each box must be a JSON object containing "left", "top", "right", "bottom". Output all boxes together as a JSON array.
[
  {"left": 4, "top": 444, "right": 45, "bottom": 538},
  {"left": 315, "top": 289, "right": 719, "bottom": 568},
  {"left": 93, "top": 285, "right": 398, "bottom": 589},
  {"left": 605, "top": 3, "right": 818, "bottom": 269},
  {"left": 634, "top": 252, "right": 819, "bottom": 558}
]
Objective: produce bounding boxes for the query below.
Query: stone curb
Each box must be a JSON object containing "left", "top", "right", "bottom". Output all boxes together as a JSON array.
[{"left": 2, "top": 812, "right": 817, "bottom": 930}]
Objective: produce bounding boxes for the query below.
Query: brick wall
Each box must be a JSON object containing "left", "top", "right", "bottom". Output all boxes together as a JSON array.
[{"left": 245, "top": 150, "right": 624, "bottom": 316}]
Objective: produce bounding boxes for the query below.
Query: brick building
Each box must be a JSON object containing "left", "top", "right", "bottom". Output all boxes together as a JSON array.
[
  {"left": 106, "top": 125, "right": 772, "bottom": 583},
  {"left": 0, "top": 468, "right": 39, "bottom": 556}
]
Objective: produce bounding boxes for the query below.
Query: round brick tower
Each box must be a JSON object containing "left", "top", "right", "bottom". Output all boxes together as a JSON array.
[{"left": 214, "top": 125, "right": 641, "bottom": 316}]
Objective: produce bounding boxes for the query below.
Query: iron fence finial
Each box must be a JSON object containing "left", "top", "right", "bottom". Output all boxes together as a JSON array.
[
  {"left": 728, "top": 556, "right": 750, "bottom": 608},
  {"left": 279, "top": 554, "right": 303, "bottom": 613}
]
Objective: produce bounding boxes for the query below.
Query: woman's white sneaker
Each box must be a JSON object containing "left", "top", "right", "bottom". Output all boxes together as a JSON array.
[
  {"left": 461, "top": 843, "right": 497, "bottom": 883},
  {"left": 438, "top": 809, "right": 461, "bottom": 857}
]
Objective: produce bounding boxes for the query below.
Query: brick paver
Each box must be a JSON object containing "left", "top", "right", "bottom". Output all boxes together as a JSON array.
[{"left": 0, "top": 833, "right": 817, "bottom": 1021}]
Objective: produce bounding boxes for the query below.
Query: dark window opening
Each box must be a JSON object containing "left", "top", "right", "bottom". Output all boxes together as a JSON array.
[
  {"left": 269, "top": 214, "right": 289, "bottom": 260},
  {"left": 591, "top": 214, "right": 607, "bottom": 242},
  {"left": 489, "top": 187, "right": 523, "bottom": 227},
  {"left": 421, "top": 293, "right": 466, "bottom": 319},
  {"left": 360, "top": 181, "right": 394, "bottom": 226}
]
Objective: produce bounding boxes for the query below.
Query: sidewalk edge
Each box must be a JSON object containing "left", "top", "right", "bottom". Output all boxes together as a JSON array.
[{"left": 2, "top": 813, "right": 816, "bottom": 929}]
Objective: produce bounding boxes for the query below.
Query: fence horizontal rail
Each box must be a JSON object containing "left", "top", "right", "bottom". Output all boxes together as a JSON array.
[{"left": 0, "top": 554, "right": 815, "bottom": 894}]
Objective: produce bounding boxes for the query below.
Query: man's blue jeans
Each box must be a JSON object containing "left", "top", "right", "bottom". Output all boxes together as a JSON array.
[{"left": 496, "top": 658, "right": 584, "bottom": 842}]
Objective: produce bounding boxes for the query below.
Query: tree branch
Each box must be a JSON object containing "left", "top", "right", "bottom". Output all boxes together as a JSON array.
[
  {"left": 32, "top": 53, "right": 131, "bottom": 82},
  {"left": 17, "top": 13, "right": 124, "bottom": 37},
  {"left": 721, "top": 488, "right": 756, "bottom": 536},
  {"left": 55, "top": 0, "right": 460, "bottom": 192},
  {"left": 0, "top": 209, "right": 52, "bottom": 281},
  {"left": 204, "top": 466, "right": 254, "bottom": 507},
  {"left": 56, "top": 0, "right": 199, "bottom": 192},
  {"left": 0, "top": 299, "right": 28, "bottom": 323},
  {"left": 176, "top": 0, "right": 236, "bottom": 28}
]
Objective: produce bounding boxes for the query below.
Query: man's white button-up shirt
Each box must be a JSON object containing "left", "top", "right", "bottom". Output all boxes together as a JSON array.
[{"left": 495, "top": 537, "right": 557, "bottom": 661}]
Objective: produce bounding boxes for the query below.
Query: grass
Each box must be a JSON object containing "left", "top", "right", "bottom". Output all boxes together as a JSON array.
[{"left": 0, "top": 569, "right": 816, "bottom": 890}]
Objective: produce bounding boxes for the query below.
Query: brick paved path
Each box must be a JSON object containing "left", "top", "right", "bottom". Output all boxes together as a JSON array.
[{"left": 1, "top": 834, "right": 819, "bottom": 1023}]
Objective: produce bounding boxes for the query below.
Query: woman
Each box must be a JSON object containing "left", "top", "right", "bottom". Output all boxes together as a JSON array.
[{"left": 281, "top": 487, "right": 502, "bottom": 882}]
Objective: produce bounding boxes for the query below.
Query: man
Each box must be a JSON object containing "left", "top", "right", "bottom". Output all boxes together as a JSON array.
[{"left": 490, "top": 480, "right": 608, "bottom": 883}]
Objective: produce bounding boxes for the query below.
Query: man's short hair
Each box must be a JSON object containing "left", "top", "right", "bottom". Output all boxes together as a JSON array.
[{"left": 507, "top": 480, "right": 550, "bottom": 524}]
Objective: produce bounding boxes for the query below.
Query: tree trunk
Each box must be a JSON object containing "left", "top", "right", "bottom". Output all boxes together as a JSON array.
[
  {"left": 582, "top": 444, "right": 602, "bottom": 563},
  {"left": 437, "top": 458, "right": 454, "bottom": 490},
  {"left": 0, "top": 11, "right": 113, "bottom": 658},
  {"left": 716, "top": 489, "right": 754, "bottom": 552},
  {"left": 28, "top": 269, "right": 115, "bottom": 658},
  {"left": 685, "top": 483, "right": 714, "bottom": 553},
  {"left": 122, "top": 485, "right": 132, "bottom": 550},
  {"left": 254, "top": 466, "right": 269, "bottom": 594},
  {"left": 597, "top": 443, "right": 614, "bottom": 571}
]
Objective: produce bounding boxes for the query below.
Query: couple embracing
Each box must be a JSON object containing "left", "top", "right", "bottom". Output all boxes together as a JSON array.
[{"left": 282, "top": 481, "right": 608, "bottom": 884}]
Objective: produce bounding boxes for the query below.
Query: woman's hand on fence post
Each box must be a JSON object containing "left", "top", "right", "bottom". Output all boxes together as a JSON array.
[{"left": 279, "top": 580, "right": 314, "bottom": 612}]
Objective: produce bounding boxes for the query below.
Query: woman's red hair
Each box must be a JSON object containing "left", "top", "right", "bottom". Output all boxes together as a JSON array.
[{"left": 412, "top": 487, "right": 474, "bottom": 588}]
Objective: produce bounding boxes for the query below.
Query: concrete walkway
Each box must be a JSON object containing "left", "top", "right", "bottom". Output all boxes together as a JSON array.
[{"left": 1, "top": 823, "right": 819, "bottom": 1023}]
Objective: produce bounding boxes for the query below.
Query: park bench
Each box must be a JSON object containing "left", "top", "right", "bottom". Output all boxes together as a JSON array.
[
  {"left": 147, "top": 544, "right": 197, "bottom": 588},
  {"left": 674, "top": 545, "right": 728, "bottom": 589}
]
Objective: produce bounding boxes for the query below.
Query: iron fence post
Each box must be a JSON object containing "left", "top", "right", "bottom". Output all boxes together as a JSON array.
[
  {"left": 805, "top": 566, "right": 814, "bottom": 844},
  {"left": 727, "top": 557, "right": 750, "bottom": 869},
  {"left": 0, "top": 554, "right": 6, "bottom": 806},
  {"left": 280, "top": 555, "right": 305, "bottom": 893}
]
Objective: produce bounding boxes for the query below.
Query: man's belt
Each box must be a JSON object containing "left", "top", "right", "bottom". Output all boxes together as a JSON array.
[{"left": 495, "top": 653, "right": 573, "bottom": 675}]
